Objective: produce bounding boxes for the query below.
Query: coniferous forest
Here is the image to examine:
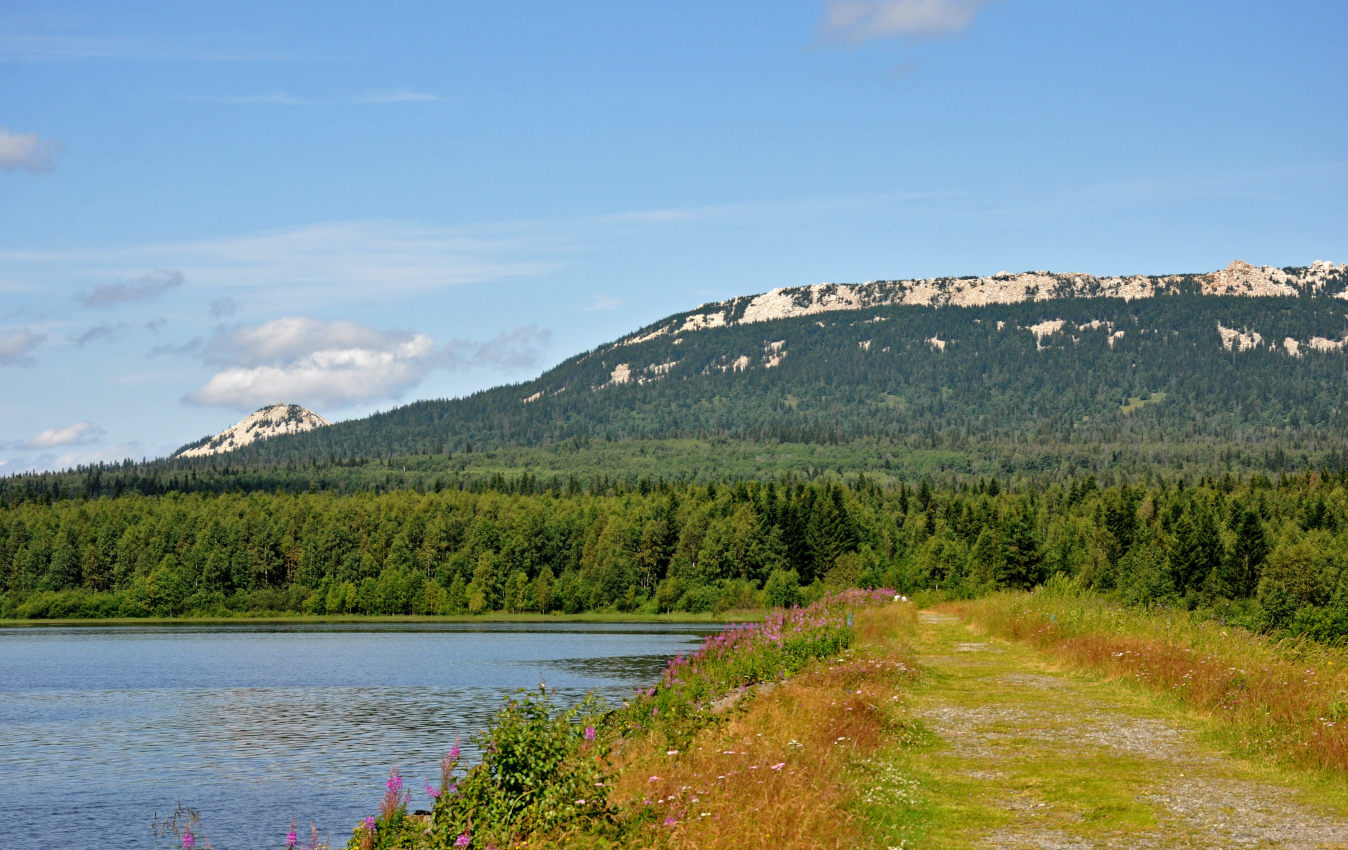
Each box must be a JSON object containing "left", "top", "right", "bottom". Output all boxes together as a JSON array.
[
  {"left": 4, "top": 472, "right": 1347, "bottom": 643},
  {"left": 6, "top": 287, "right": 1348, "bottom": 642}
]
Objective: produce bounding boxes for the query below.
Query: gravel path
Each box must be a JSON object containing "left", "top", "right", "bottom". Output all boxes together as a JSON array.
[{"left": 907, "top": 611, "right": 1348, "bottom": 849}]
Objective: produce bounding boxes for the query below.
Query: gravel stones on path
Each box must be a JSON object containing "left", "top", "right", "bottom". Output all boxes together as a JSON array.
[{"left": 909, "top": 611, "right": 1348, "bottom": 849}]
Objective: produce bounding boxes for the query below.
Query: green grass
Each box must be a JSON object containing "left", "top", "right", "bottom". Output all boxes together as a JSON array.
[
  {"left": 1120, "top": 390, "right": 1167, "bottom": 413},
  {"left": 859, "top": 606, "right": 1348, "bottom": 848}
]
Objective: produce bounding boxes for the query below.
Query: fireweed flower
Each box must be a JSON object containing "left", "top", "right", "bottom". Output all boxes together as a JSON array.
[
  {"left": 386, "top": 774, "right": 403, "bottom": 794},
  {"left": 584, "top": 725, "right": 596, "bottom": 741},
  {"left": 426, "top": 782, "right": 440, "bottom": 799},
  {"left": 363, "top": 816, "right": 376, "bottom": 832},
  {"left": 454, "top": 833, "right": 471, "bottom": 846},
  {"left": 182, "top": 833, "right": 195, "bottom": 849}
]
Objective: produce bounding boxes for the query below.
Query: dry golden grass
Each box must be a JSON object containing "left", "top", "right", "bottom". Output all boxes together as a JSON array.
[
  {"left": 606, "top": 604, "right": 919, "bottom": 849},
  {"left": 948, "top": 592, "right": 1348, "bottom": 773}
]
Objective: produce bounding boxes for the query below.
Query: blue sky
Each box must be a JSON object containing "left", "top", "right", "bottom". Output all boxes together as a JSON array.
[{"left": 2, "top": 0, "right": 1345, "bottom": 472}]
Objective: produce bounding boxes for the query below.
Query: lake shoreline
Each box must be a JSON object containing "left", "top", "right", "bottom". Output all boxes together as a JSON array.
[{"left": 0, "top": 608, "right": 765, "bottom": 628}]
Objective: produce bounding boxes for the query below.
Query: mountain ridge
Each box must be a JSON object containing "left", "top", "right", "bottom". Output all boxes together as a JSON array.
[{"left": 611, "top": 259, "right": 1347, "bottom": 349}]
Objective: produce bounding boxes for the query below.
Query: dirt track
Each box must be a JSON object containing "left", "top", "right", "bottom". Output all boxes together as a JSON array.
[{"left": 904, "top": 611, "right": 1348, "bottom": 849}]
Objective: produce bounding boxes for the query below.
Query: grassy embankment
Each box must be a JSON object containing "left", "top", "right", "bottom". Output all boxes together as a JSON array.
[{"left": 329, "top": 591, "right": 919, "bottom": 850}]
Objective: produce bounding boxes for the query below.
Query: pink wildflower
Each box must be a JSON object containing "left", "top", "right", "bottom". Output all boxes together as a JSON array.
[{"left": 454, "top": 833, "right": 471, "bottom": 847}]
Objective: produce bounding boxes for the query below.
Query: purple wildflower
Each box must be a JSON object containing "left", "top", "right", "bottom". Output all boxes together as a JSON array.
[
  {"left": 386, "top": 774, "right": 402, "bottom": 794},
  {"left": 363, "top": 816, "right": 376, "bottom": 833},
  {"left": 454, "top": 833, "right": 471, "bottom": 847},
  {"left": 426, "top": 782, "right": 440, "bottom": 799},
  {"left": 664, "top": 816, "right": 678, "bottom": 826},
  {"left": 448, "top": 744, "right": 461, "bottom": 761},
  {"left": 182, "top": 833, "right": 195, "bottom": 849},
  {"left": 584, "top": 725, "right": 596, "bottom": 741}
]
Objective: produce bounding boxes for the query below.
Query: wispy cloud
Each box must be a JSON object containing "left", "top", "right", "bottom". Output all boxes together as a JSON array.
[
  {"left": 181, "top": 89, "right": 444, "bottom": 106},
  {"left": 454, "top": 325, "right": 551, "bottom": 370},
  {"left": 13, "top": 442, "right": 141, "bottom": 474},
  {"left": 0, "top": 33, "right": 301, "bottom": 63},
  {"left": 0, "top": 328, "right": 44, "bottom": 365},
  {"left": 209, "top": 297, "right": 238, "bottom": 319},
  {"left": 0, "top": 128, "right": 62, "bottom": 172},
  {"left": 352, "top": 89, "right": 444, "bottom": 104},
  {"left": 27, "top": 421, "right": 101, "bottom": 449},
  {"left": 79, "top": 269, "right": 184, "bottom": 307},
  {"left": 71, "top": 322, "right": 127, "bottom": 346},
  {"left": 580, "top": 295, "right": 621, "bottom": 312},
  {"left": 1, "top": 221, "right": 557, "bottom": 306},
  {"left": 818, "top": 0, "right": 994, "bottom": 43}
]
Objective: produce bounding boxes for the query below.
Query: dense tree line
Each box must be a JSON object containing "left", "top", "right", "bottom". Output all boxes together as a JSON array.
[{"left": 4, "top": 473, "right": 1347, "bottom": 642}]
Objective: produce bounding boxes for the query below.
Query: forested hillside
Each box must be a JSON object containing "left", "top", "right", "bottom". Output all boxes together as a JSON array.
[{"left": 9, "top": 288, "right": 1348, "bottom": 502}]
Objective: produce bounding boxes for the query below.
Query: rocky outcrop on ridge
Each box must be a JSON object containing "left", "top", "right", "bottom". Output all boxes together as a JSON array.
[
  {"left": 174, "top": 404, "right": 330, "bottom": 458},
  {"left": 615, "top": 260, "right": 1347, "bottom": 348}
]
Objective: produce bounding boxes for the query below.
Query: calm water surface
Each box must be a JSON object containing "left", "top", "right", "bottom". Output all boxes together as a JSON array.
[{"left": 0, "top": 622, "right": 718, "bottom": 849}]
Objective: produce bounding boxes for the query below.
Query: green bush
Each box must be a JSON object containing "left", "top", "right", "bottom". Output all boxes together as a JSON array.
[{"left": 350, "top": 689, "right": 609, "bottom": 849}]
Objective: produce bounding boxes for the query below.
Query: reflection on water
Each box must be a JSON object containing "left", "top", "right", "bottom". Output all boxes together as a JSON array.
[
  {"left": 548, "top": 653, "right": 681, "bottom": 681},
  {"left": 0, "top": 622, "right": 716, "bottom": 850}
]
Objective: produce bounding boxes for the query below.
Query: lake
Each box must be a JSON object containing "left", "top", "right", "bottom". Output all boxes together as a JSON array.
[{"left": 0, "top": 621, "right": 719, "bottom": 849}]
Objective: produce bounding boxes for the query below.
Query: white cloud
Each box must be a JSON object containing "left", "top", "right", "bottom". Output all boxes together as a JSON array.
[
  {"left": 819, "top": 0, "right": 993, "bottom": 43},
  {"left": 184, "top": 317, "right": 551, "bottom": 411},
  {"left": 0, "top": 128, "right": 62, "bottom": 172},
  {"left": 0, "top": 328, "right": 44, "bottom": 365},
  {"left": 79, "top": 269, "right": 184, "bottom": 307},
  {"left": 28, "top": 421, "right": 100, "bottom": 449},
  {"left": 185, "top": 317, "right": 440, "bottom": 410}
]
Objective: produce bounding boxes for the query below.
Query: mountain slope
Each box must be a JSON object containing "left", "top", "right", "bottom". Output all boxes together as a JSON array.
[{"left": 156, "top": 260, "right": 1348, "bottom": 470}]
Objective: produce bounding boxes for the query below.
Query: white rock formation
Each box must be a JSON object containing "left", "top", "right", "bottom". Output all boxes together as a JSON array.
[
  {"left": 614, "top": 260, "right": 1346, "bottom": 348},
  {"left": 175, "top": 404, "right": 330, "bottom": 458}
]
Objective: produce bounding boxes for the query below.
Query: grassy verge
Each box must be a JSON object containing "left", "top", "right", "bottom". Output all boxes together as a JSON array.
[
  {"left": 331, "top": 591, "right": 914, "bottom": 849},
  {"left": 604, "top": 600, "right": 920, "bottom": 850},
  {"left": 945, "top": 583, "right": 1348, "bottom": 774}
]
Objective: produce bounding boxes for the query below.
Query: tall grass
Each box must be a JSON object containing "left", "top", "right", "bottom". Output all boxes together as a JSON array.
[
  {"left": 948, "top": 583, "right": 1348, "bottom": 773},
  {"left": 608, "top": 600, "right": 920, "bottom": 849}
]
